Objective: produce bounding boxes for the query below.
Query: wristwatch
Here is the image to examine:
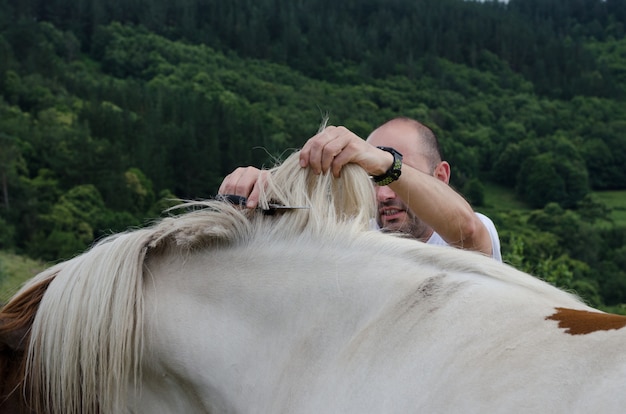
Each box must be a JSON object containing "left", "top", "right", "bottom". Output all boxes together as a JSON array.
[{"left": 372, "top": 146, "right": 403, "bottom": 186}]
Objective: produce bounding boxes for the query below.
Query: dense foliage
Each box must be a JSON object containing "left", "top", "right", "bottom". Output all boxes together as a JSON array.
[{"left": 0, "top": 0, "right": 625, "bottom": 310}]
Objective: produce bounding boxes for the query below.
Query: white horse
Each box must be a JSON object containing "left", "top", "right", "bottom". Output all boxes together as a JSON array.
[{"left": 1, "top": 152, "right": 626, "bottom": 414}]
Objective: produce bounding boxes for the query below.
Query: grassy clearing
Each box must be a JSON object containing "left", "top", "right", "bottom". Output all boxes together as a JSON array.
[
  {"left": 480, "top": 185, "right": 626, "bottom": 227},
  {"left": 480, "top": 182, "right": 532, "bottom": 213},
  {"left": 592, "top": 190, "right": 626, "bottom": 226},
  {"left": 0, "top": 251, "right": 47, "bottom": 304}
]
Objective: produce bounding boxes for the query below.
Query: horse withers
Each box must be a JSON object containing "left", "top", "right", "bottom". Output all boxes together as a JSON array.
[{"left": 1, "top": 152, "right": 626, "bottom": 413}]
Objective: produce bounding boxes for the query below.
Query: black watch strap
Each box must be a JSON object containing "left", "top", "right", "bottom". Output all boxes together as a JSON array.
[{"left": 372, "top": 146, "right": 403, "bottom": 186}]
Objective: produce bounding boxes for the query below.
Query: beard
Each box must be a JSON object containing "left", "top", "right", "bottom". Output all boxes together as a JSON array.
[{"left": 377, "top": 199, "right": 432, "bottom": 241}]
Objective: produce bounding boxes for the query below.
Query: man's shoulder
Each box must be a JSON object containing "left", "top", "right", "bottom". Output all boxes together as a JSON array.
[
  {"left": 474, "top": 212, "right": 502, "bottom": 261},
  {"left": 427, "top": 212, "right": 502, "bottom": 262}
]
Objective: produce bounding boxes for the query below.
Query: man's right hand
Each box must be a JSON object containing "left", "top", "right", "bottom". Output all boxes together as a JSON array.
[{"left": 299, "top": 126, "right": 393, "bottom": 178}]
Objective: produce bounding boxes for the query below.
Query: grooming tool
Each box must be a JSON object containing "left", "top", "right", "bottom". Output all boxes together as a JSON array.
[{"left": 217, "top": 194, "right": 309, "bottom": 215}]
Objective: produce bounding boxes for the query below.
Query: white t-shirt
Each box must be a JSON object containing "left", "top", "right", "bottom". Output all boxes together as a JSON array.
[
  {"left": 426, "top": 212, "right": 502, "bottom": 262},
  {"left": 370, "top": 212, "right": 502, "bottom": 262}
]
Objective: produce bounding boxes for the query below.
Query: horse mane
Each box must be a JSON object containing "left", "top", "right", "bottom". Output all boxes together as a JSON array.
[{"left": 0, "top": 151, "right": 377, "bottom": 414}]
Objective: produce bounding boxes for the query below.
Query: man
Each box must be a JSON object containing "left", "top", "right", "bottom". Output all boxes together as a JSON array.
[{"left": 219, "top": 117, "right": 501, "bottom": 261}]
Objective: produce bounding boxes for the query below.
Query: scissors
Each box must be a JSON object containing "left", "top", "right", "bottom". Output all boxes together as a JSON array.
[{"left": 217, "top": 194, "right": 309, "bottom": 215}]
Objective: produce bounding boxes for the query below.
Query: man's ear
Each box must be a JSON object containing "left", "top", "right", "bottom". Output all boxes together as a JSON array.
[{"left": 434, "top": 161, "right": 451, "bottom": 184}]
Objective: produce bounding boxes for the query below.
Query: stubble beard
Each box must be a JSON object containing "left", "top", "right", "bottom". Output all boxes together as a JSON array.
[{"left": 377, "top": 201, "right": 432, "bottom": 242}]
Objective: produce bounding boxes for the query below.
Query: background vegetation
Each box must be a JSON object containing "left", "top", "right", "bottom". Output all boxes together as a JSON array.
[{"left": 0, "top": 0, "right": 625, "bottom": 312}]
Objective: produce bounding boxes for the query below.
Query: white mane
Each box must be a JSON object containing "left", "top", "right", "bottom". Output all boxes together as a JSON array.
[{"left": 19, "top": 150, "right": 582, "bottom": 413}]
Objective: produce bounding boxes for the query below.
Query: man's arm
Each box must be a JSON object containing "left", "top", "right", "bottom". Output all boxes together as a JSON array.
[{"left": 388, "top": 165, "right": 493, "bottom": 256}]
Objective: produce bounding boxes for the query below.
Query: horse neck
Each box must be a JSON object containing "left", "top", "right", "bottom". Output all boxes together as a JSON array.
[
  {"left": 141, "top": 222, "right": 593, "bottom": 413},
  {"left": 141, "top": 234, "right": 429, "bottom": 412}
]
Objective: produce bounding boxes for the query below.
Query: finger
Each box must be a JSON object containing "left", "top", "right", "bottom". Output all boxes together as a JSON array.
[
  {"left": 330, "top": 147, "right": 352, "bottom": 177},
  {"left": 218, "top": 167, "right": 260, "bottom": 200},
  {"left": 330, "top": 137, "right": 381, "bottom": 177},
  {"left": 300, "top": 126, "right": 338, "bottom": 174},
  {"left": 218, "top": 171, "right": 237, "bottom": 195},
  {"left": 322, "top": 127, "right": 356, "bottom": 177},
  {"left": 304, "top": 126, "right": 353, "bottom": 177},
  {"left": 246, "top": 170, "right": 269, "bottom": 208}
]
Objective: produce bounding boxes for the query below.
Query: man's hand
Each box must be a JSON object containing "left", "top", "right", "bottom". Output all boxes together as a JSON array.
[
  {"left": 299, "top": 126, "right": 393, "bottom": 177},
  {"left": 218, "top": 167, "right": 269, "bottom": 208}
]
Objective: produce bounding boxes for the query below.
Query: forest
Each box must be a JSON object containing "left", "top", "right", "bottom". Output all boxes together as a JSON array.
[{"left": 0, "top": 0, "right": 626, "bottom": 310}]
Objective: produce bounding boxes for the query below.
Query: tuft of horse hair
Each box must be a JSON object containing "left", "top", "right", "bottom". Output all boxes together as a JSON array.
[{"left": 258, "top": 152, "right": 377, "bottom": 238}]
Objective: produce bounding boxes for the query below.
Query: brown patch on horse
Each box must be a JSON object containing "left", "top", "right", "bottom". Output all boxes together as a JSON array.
[
  {"left": 0, "top": 275, "right": 55, "bottom": 414},
  {"left": 546, "top": 307, "right": 626, "bottom": 335}
]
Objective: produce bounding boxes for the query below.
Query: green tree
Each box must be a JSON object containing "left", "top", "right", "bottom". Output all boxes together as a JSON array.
[
  {"left": 581, "top": 138, "right": 614, "bottom": 189},
  {"left": 0, "top": 216, "right": 15, "bottom": 249},
  {"left": 0, "top": 132, "right": 27, "bottom": 211},
  {"left": 27, "top": 185, "right": 107, "bottom": 260},
  {"left": 517, "top": 153, "right": 567, "bottom": 208},
  {"left": 462, "top": 177, "right": 485, "bottom": 207},
  {"left": 527, "top": 203, "right": 602, "bottom": 266},
  {"left": 516, "top": 149, "right": 589, "bottom": 209},
  {"left": 503, "top": 235, "right": 600, "bottom": 307},
  {"left": 123, "top": 167, "right": 155, "bottom": 216}
]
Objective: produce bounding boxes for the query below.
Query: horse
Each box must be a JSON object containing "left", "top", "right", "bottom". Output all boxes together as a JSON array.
[{"left": 1, "top": 152, "right": 626, "bottom": 414}]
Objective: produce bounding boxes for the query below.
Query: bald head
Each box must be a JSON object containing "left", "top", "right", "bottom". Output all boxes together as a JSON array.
[{"left": 367, "top": 117, "right": 442, "bottom": 173}]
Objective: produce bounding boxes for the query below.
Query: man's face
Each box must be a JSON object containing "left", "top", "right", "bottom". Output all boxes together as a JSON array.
[
  {"left": 367, "top": 121, "right": 436, "bottom": 241},
  {"left": 375, "top": 184, "right": 431, "bottom": 240}
]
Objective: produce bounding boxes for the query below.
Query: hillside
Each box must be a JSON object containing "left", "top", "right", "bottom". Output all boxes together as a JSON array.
[{"left": 0, "top": 0, "right": 625, "bottom": 308}]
